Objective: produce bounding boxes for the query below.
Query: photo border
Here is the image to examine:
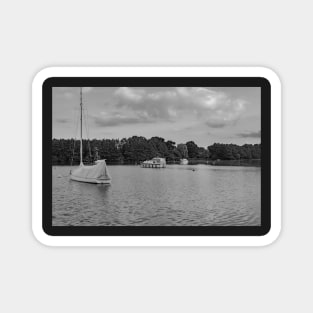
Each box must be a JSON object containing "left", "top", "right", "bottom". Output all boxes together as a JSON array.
[{"left": 32, "top": 67, "right": 281, "bottom": 246}]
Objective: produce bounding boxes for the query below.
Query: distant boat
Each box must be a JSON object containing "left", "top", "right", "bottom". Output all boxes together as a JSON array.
[
  {"left": 70, "top": 88, "right": 112, "bottom": 184},
  {"left": 180, "top": 158, "right": 189, "bottom": 165},
  {"left": 141, "top": 157, "right": 166, "bottom": 168}
]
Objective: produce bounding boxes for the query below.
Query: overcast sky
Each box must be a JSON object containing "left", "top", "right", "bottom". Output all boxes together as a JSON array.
[{"left": 52, "top": 86, "right": 261, "bottom": 147}]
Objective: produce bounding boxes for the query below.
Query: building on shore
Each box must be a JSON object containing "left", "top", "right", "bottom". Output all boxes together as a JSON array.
[
  {"left": 180, "top": 158, "right": 189, "bottom": 165},
  {"left": 141, "top": 157, "right": 166, "bottom": 168}
]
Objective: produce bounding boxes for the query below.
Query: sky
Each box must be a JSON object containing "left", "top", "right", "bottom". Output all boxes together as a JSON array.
[{"left": 52, "top": 86, "right": 261, "bottom": 147}]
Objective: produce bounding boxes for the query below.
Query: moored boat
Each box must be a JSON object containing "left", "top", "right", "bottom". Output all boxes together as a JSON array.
[
  {"left": 70, "top": 160, "right": 111, "bottom": 184},
  {"left": 141, "top": 157, "right": 166, "bottom": 168},
  {"left": 70, "top": 88, "right": 112, "bottom": 184},
  {"left": 180, "top": 158, "right": 189, "bottom": 165}
]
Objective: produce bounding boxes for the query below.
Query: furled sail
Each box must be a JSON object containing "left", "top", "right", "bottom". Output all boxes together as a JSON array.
[{"left": 70, "top": 159, "right": 112, "bottom": 184}]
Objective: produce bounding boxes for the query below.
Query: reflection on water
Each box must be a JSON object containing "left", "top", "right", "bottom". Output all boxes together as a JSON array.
[{"left": 52, "top": 165, "right": 261, "bottom": 226}]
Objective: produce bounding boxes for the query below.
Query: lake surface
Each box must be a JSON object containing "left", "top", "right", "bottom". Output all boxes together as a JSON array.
[{"left": 52, "top": 165, "right": 261, "bottom": 226}]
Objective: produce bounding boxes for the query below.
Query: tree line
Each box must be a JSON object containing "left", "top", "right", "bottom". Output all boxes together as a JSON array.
[{"left": 52, "top": 136, "right": 261, "bottom": 165}]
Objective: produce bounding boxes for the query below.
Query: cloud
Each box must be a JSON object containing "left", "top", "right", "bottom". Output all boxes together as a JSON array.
[
  {"left": 93, "top": 112, "right": 154, "bottom": 127},
  {"left": 63, "top": 92, "right": 73, "bottom": 99},
  {"left": 115, "top": 87, "right": 145, "bottom": 102},
  {"left": 54, "top": 87, "right": 94, "bottom": 100},
  {"left": 56, "top": 118, "right": 69, "bottom": 124},
  {"left": 83, "top": 87, "right": 94, "bottom": 93},
  {"left": 205, "top": 120, "right": 231, "bottom": 128},
  {"left": 237, "top": 130, "right": 261, "bottom": 138},
  {"left": 113, "top": 87, "right": 246, "bottom": 128}
]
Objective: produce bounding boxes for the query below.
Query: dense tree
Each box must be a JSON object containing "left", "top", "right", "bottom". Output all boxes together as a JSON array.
[
  {"left": 177, "top": 143, "right": 188, "bottom": 159},
  {"left": 121, "top": 136, "right": 156, "bottom": 163},
  {"left": 197, "top": 147, "right": 211, "bottom": 159},
  {"left": 186, "top": 141, "right": 199, "bottom": 159},
  {"left": 52, "top": 137, "right": 260, "bottom": 165},
  {"left": 165, "top": 140, "right": 176, "bottom": 152},
  {"left": 208, "top": 143, "right": 261, "bottom": 160}
]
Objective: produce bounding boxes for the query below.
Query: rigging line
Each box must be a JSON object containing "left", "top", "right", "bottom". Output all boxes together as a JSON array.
[
  {"left": 70, "top": 110, "right": 80, "bottom": 168},
  {"left": 83, "top": 107, "right": 92, "bottom": 162},
  {"left": 86, "top": 108, "right": 93, "bottom": 161},
  {"left": 84, "top": 107, "right": 91, "bottom": 140},
  {"left": 85, "top": 107, "right": 94, "bottom": 158}
]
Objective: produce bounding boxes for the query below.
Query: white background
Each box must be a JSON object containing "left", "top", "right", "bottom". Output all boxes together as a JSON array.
[{"left": 0, "top": 0, "right": 311, "bottom": 312}]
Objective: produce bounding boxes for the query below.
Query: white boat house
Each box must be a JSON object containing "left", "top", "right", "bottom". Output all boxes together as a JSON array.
[{"left": 141, "top": 157, "right": 166, "bottom": 168}]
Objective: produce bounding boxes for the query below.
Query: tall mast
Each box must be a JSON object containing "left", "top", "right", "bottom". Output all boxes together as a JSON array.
[{"left": 80, "top": 87, "right": 83, "bottom": 166}]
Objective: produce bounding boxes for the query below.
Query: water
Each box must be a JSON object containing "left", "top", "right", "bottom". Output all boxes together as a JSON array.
[{"left": 52, "top": 165, "right": 261, "bottom": 226}]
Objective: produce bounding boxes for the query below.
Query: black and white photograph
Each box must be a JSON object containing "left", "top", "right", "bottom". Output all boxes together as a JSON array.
[
  {"left": 52, "top": 85, "right": 262, "bottom": 227},
  {"left": 5, "top": 0, "right": 311, "bottom": 310}
]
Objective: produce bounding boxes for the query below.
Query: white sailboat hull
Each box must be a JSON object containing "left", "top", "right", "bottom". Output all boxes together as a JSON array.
[
  {"left": 70, "top": 88, "right": 112, "bottom": 185},
  {"left": 70, "top": 174, "right": 111, "bottom": 184},
  {"left": 70, "top": 160, "right": 112, "bottom": 185}
]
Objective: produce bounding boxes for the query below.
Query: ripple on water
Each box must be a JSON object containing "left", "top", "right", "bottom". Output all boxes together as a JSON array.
[{"left": 52, "top": 165, "right": 261, "bottom": 226}]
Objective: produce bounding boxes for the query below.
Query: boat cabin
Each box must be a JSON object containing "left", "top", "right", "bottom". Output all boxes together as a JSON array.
[{"left": 141, "top": 157, "right": 166, "bottom": 168}]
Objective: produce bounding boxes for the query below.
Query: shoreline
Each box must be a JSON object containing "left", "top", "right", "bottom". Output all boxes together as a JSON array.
[{"left": 52, "top": 159, "right": 261, "bottom": 167}]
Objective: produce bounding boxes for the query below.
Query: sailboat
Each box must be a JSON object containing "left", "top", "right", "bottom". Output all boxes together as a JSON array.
[{"left": 70, "top": 88, "right": 112, "bottom": 184}]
